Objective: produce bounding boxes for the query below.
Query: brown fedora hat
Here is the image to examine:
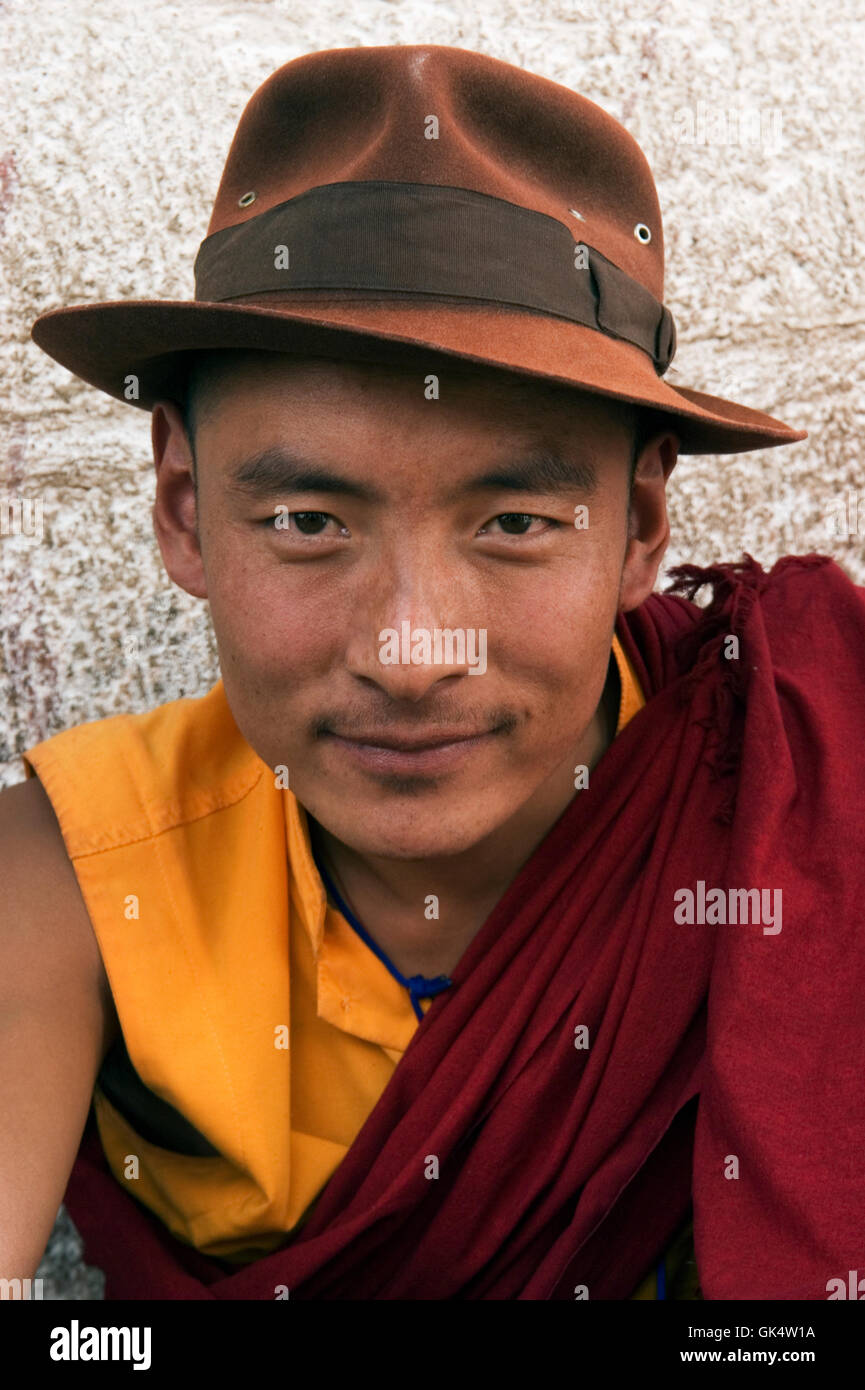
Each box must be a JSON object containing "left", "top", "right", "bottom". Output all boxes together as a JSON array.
[{"left": 30, "top": 44, "right": 806, "bottom": 455}]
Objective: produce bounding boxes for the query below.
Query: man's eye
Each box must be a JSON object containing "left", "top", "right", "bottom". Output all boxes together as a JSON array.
[
  {"left": 478, "top": 513, "right": 554, "bottom": 536},
  {"left": 263, "top": 510, "right": 334, "bottom": 535}
]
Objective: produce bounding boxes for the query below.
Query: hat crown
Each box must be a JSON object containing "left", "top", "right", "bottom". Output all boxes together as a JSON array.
[
  {"left": 29, "top": 43, "right": 807, "bottom": 452},
  {"left": 205, "top": 44, "right": 665, "bottom": 301}
]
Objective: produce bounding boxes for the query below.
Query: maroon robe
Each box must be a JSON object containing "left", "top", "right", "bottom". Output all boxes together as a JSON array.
[{"left": 61, "top": 554, "right": 865, "bottom": 1298}]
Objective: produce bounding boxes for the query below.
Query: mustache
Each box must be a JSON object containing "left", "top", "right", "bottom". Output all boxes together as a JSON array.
[{"left": 312, "top": 707, "right": 520, "bottom": 741}]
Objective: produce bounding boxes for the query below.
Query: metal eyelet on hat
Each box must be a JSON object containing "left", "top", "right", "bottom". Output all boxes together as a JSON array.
[
  {"left": 238, "top": 191, "right": 257, "bottom": 207},
  {"left": 634, "top": 222, "right": 652, "bottom": 243}
]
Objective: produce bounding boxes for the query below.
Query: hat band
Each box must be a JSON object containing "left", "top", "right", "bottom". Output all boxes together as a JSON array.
[{"left": 193, "top": 181, "right": 677, "bottom": 375}]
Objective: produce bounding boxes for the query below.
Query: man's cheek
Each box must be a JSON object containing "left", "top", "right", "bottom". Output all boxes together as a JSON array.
[{"left": 218, "top": 596, "right": 309, "bottom": 671}]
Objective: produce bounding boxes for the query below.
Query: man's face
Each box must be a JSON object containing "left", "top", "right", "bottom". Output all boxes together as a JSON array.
[{"left": 153, "top": 351, "right": 672, "bottom": 859}]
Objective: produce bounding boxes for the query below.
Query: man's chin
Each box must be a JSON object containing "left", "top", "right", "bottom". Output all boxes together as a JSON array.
[{"left": 299, "top": 796, "right": 505, "bottom": 861}]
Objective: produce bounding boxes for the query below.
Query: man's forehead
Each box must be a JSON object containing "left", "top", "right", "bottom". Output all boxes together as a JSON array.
[
  {"left": 189, "top": 351, "right": 632, "bottom": 501},
  {"left": 192, "top": 347, "right": 630, "bottom": 428}
]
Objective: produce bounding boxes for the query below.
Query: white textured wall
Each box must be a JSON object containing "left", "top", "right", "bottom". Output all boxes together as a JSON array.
[{"left": 1, "top": 0, "right": 863, "bottom": 1296}]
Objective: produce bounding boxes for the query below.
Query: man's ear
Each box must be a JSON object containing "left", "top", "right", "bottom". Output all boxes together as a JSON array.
[
  {"left": 151, "top": 400, "right": 208, "bottom": 600},
  {"left": 618, "top": 432, "right": 679, "bottom": 612}
]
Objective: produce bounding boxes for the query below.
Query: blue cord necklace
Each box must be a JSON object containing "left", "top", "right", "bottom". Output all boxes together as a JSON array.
[{"left": 310, "top": 831, "right": 453, "bottom": 1023}]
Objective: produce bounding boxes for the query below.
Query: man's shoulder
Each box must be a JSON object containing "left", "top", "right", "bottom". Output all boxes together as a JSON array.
[
  {"left": 0, "top": 777, "right": 86, "bottom": 905},
  {"left": 21, "top": 678, "right": 232, "bottom": 766},
  {"left": 0, "top": 773, "right": 70, "bottom": 853},
  {"left": 19, "top": 679, "right": 265, "bottom": 859},
  {"left": 0, "top": 776, "right": 116, "bottom": 1039},
  {"left": 664, "top": 552, "right": 862, "bottom": 622},
  {"left": 621, "top": 554, "right": 865, "bottom": 696},
  {"left": 724, "top": 553, "right": 865, "bottom": 669},
  {"left": 759, "top": 552, "right": 864, "bottom": 620}
]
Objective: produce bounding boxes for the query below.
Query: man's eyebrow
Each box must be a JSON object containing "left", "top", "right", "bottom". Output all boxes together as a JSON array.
[
  {"left": 225, "top": 446, "right": 384, "bottom": 502},
  {"left": 442, "top": 448, "right": 597, "bottom": 501},
  {"left": 224, "top": 444, "right": 596, "bottom": 503}
]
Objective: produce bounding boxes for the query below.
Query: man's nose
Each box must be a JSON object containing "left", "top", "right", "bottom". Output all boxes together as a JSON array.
[
  {"left": 347, "top": 617, "right": 483, "bottom": 700},
  {"left": 343, "top": 562, "right": 483, "bottom": 702}
]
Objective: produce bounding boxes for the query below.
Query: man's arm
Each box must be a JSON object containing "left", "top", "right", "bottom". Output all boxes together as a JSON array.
[{"left": 0, "top": 776, "right": 118, "bottom": 1282}]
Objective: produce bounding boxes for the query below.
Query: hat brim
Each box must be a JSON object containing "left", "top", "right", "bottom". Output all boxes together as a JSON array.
[{"left": 30, "top": 293, "right": 807, "bottom": 455}]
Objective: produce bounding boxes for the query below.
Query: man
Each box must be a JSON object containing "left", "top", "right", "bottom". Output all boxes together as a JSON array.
[{"left": 2, "top": 44, "right": 863, "bottom": 1301}]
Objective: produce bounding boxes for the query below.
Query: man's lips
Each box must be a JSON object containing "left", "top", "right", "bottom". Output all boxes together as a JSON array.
[
  {"left": 322, "top": 725, "right": 502, "bottom": 773},
  {"left": 329, "top": 728, "right": 495, "bottom": 751}
]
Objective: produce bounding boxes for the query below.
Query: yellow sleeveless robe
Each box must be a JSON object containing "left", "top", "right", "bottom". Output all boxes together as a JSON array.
[{"left": 22, "top": 635, "right": 698, "bottom": 1296}]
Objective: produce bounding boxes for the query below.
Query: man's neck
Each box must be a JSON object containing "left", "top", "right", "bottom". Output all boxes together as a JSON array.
[{"left": 309, "top": 654, "right": 620, "bottom": 981}]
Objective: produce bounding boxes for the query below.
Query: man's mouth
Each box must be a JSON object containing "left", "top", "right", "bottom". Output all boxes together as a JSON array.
[
  {"left": 323, "top": 725, "right": 502, "bottom": 774},
  {"left": 337, "top": 727, "right": 493, "bottom": 750}
]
